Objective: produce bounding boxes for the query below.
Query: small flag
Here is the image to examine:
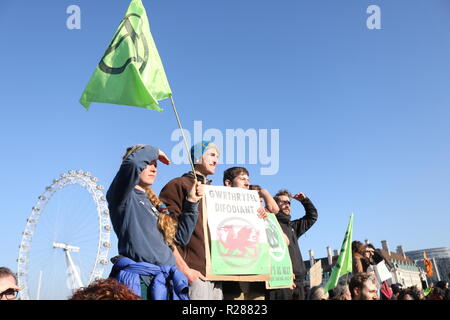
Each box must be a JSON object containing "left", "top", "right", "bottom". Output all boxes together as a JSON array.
[
  {"left": 380, "top": 281, "right": 393, "bottom": 300},
  {"left": 323, "top": 214, "right": 354, "bottom": 293},
  {"left": 423, "top": 250, "right": 433, "bottom": 277},
  {"left": 80, "top": 0, "right": 172, "bottom": 111}
]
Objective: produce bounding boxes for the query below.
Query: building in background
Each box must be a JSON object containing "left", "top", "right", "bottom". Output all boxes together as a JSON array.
[
  {"left": 304, "top": 247, "right": 339, "bottom": 287},
  {"left": 405, "top": 247, "right": 450, "bottom": 285},
  {"left": 379, "top": 241, "right": 425, "bottom": 289},
  {"left": 305, "top": 240, "right": 428, "bottom": 290}
]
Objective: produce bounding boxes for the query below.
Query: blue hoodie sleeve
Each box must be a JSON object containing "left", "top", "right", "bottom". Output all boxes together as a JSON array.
[
  {"left": 106, "top": 145, "right": 159, "bottom": 209},
  {"left": 174, "top": 200, "right": 199, "bottom": 246}
]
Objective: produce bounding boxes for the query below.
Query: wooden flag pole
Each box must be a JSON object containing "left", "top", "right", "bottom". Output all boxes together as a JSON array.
[{"left": 169, "top": 95, "right": 197, "bottom": 181}]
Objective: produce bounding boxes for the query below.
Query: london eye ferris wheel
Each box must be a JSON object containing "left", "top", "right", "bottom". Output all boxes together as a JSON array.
[{"left": 17, "top": 170, "right": 114, "bottom": 300}]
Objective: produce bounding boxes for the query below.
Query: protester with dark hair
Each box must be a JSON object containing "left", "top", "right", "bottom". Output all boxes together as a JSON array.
[
  {"left": 409, "top": 285, "right": 425, "bottom": 300},
  {"left": 398, "top": 287, "right": 419, "bottom": 300},
  {"left": 442, "top": 281, "right": 450, "bottom": 300},
  {"left": 391, "top": 283, "right": 403, "bottom": 300},
  {"left": 364, "top": 243, "right": 377, "bottom": 267},
  {"left": 352, "top": 241, "right": 370, "bottom": 274},
  {"left": 365, "top": 243, "right": 394, "bottom": 270},
  {"left": 224, "top": 167, "right": 279, "bottom": 217},
  {"left": 0, "top": 267, "right": 20, "bottom": 301},
  {"left": 106, "top": 144, "right": 203, "bottom": 299},
  {"left": 221, "top": 167, "right": 268, "bottom": 300},
  {"left": 428, "top": 287, "right": 445, "bottom": 300},
  {"left": 266, "top": 189, "right": 318, "bottom": 300},
  {"left": 363, "top": 242, "right": 396, "bottom": 300},
  {"left": 70, "top": 278, "right": 142, "bottom": 300},
  {"left": 349, "top": 273, "right": 378, "bottom": 300},
  {"left": 223, "top": 166, "right": 249, "bottom": 189},
  {"left": 435, "top": 280, "right": 448, "bottom": 291},
  {"left": 428, "top": 281, "right": 448, "bottom": 300},
  {"left": 159, "top": 141, "right": 222, "bottom": 300}
]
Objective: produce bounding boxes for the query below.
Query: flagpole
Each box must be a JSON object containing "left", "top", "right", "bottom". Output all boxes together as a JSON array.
[{"left": 169, "top": 95, "right": 197, "bottom": 181}]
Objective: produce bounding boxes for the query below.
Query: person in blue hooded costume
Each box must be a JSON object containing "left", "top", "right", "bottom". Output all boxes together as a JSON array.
[{"left": 107, "top": 144, "right": 203, "bottom": 299}]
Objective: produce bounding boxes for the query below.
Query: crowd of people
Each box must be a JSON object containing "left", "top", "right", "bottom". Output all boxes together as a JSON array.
[
  {"left": 305, "top": 273, "right": 450, "bottom": 301},
  {"left": 100, "top": 141, "right": 320, "bottom": 300},
  {"left": 299, "top": 240, "right": 450, "bottom": 301},
  {"left": 1, "top": 141, "right": 449, "bottom": 301}
]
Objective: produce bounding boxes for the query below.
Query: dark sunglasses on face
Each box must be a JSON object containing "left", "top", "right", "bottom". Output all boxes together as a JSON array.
[
  {"left": 0, "top": 288, "right": 19, "bottom": 299},
  {"left": 279, "top": 200, "right": 291, "bottom": 206}
]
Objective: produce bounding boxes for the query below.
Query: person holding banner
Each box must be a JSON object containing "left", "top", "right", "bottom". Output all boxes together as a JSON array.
[
  {"left": 249, "top": 184, "right": 286, "bottom": 226},
  {"left": 270, "top": 189, "right": 318, "bottom": 300},
  {"left": 224, "top": 169, "right": 279, "bottom": 214},
  {"left": 106, "top": 144, "right": 203, "bottom": 299},
  {"left": 364, "top": 242, "right": 394, "bottom": 299},
  {"left": 364, "top": 243, "right": 391, "bottom": 272},
  {"left": 221, "top": 168, "right": 277, "bottom": 300},
  {"left": 159, "top": 141, "right": 223, "bottom": 300}
]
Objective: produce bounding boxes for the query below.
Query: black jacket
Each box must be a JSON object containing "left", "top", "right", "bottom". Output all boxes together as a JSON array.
[{"left": 276, "top": 198, "right": 318, "bottom": 280}]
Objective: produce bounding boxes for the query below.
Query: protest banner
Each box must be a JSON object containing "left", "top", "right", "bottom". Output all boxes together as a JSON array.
[
  {"left": 265, "top": 214, "right": 294, "bottom": 289},
  {"left": 309, "top": 260, "right": 323, "bottom": 288},
  {"left": 203, "top": 185, "right": 270, "bottom": 281},
  {"left": 373, "top": 260, "right": 392, "bottom": 283}
]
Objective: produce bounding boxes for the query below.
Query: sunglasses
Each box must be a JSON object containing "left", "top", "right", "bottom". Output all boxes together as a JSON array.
[{"left": 0, "top": 288, "right": 19, "bottom": 300}]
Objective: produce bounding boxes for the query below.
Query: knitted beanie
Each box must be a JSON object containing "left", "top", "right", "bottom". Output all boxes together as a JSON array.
[{"left": 190, "top": 141, "right": 219, "bottom": 164}]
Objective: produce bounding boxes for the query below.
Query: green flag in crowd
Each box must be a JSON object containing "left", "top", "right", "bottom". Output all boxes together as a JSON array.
[
  {"left": 323, "top": 213, "right": 354, "bottom": 293},
  {"left": 80, "top": 0, "right": 172, "bottom": 111}
]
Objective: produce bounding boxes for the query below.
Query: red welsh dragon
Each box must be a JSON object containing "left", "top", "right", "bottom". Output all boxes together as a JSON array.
[{"left": 217, "top": 225, "right": 259, "bottom": 257}]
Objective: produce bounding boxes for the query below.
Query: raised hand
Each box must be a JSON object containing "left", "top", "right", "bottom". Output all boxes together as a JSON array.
[
  {"left": 292, "top": 193, "right": 307, "bottom": 202},
  {"left": 158, "top": 149, "right": 171, "bottom": 165}
]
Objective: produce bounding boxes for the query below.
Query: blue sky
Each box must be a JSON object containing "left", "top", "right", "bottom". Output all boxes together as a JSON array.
[{"left": 1, "top": 0, "right": 450, "bottom": 293}]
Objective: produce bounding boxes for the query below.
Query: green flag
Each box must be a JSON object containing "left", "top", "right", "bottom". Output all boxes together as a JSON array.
[
  {"left": 80, "top": 0, "right": 171, "bottom": 111},
  {"left": 323, "top": 214, "right": 354, "bottom": 293}
]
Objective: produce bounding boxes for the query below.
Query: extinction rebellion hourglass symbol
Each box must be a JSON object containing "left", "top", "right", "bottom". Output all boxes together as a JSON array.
[{"left": 98, "top": 13, "right": 149, "bottom": 75}]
